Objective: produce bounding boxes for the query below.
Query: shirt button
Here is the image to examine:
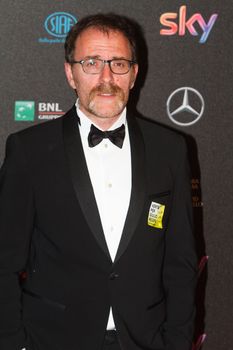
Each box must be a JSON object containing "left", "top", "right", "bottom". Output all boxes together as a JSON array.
[
  {"left": 104, "top": 143, "right": 108, "bottom": 148},
  {"left": 109, "top": 272, "right": 119, "bottom": 280},
  {"left": 108, "top": 183, "right": 112, "bottom": 188}
]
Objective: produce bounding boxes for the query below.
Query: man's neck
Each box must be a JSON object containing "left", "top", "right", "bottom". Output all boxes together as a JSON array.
[{"left": 84, "top": 115, "right": 121, "bottom": 131}]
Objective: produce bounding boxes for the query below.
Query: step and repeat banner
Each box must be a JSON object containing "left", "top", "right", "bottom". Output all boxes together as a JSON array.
[{"left": 1, "top": 1, "right": 232, "bottom": 349}]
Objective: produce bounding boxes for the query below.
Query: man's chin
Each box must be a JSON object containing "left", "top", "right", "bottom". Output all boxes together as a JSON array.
[
  {"left": 89, "top": 110, "right": 121, "bottom": 120},
  {"left": 88, "top": 102, "right": 124, "bottom": 120}
]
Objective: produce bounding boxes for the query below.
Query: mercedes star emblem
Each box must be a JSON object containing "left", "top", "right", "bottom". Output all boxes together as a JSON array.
[{"left": 166, "top": 87, "right": 205, "bottom": 126}]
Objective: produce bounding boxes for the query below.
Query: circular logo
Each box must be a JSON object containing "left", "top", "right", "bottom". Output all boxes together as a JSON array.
[
  {"left": 166, "top": 87, "right": 205, "bottom": 126},
  {"left": 44, "top": 12, "right": 77, "bottom": 38}
]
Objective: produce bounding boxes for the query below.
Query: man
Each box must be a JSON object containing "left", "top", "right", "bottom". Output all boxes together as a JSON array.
[{"left": 0, "top": 13, "right": 197, "bottom": 350}]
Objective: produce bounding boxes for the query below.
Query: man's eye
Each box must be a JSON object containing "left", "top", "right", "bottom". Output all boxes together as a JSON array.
[
  {"left": 113, "top": 61, "right": 125, "bottom": 68},
  {"left": 86, "top": 59, "right": 97, "bottom": 66}
]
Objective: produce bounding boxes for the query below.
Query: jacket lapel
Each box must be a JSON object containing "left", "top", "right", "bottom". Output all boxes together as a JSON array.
[
  {"left": 63, "top": 107, "right": 111, "bottom": 261},
  {"left": 114, "top": 114, "right": 146, "bottom": 263}
]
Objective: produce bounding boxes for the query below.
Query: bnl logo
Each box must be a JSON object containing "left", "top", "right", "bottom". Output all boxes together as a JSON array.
[
  {"left": 160, "top": 5, "right": 218, "bottom": 43},
  {"left": 15, "top": 101, "right": 35, "bottom": 121},
  {"left": 45, "top": 12, "right": 77, "bottom": 38}
]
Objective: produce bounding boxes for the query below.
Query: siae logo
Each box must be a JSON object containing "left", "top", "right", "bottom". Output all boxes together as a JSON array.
[
  {"left": 160, "top": 5, "right": 218, "bottom": 43},
  {"left": 45, "top": 12, "right": 77, "bottom": 38}
]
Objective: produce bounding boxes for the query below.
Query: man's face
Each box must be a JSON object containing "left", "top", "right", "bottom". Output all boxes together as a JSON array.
[{"left": 64, "top": 27, "right": 138, "bottom": 127}]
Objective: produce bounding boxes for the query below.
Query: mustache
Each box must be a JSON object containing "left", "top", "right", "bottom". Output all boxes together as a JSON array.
[{"left": 90, "top": 83, "right": 123, "bottom": 96}]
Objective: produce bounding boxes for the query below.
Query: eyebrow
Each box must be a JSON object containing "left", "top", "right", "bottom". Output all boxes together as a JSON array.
[{"left": 82, "top": 55, "right": 131, "bottom": 60}]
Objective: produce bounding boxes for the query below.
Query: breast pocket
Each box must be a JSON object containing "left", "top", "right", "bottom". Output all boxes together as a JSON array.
[{"left": 146, "top": 190, "right": 172, "bottom": 233}]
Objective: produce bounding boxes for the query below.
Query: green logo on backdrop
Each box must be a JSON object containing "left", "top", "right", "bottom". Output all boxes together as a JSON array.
[{"left": 14, "top": 101, "right": 35, "bottom": 121}]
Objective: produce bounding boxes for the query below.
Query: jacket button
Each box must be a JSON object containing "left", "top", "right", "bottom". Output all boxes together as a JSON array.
[{"left": 109, "top": 272, "right": 119, "bottom": 280}]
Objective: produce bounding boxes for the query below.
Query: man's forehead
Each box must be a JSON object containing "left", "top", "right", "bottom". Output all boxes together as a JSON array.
[
  {"left": 75, "top": 27, "right": 129, "bottom": 46},
  {"left": 74, "top": 27, "right": 132, "bottom": 57}
]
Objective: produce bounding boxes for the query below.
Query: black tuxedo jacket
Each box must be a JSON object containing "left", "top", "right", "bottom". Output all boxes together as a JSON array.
[{"left": 0, "top": 106, "right": 197, "bottom": 350}]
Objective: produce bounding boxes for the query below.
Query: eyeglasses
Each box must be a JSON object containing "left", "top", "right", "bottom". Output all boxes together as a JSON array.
[{"left": 70, "top": 58, "right": 137, "bottom": 75}]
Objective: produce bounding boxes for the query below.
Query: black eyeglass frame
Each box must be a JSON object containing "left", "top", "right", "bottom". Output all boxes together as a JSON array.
[{"left": 69, "top": 58, "right": 137, "bottom": 75}]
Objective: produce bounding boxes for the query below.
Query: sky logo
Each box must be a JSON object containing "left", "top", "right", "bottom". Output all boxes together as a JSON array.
[
  {"left": 160, "top": 5, "right": 218, "bottom": 44},
  {"left": 44, "top": 12, "right": 77, "bottom": 38}
]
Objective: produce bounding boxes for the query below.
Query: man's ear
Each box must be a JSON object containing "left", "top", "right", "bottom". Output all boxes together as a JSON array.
[
  {"left": 130, "top": 64, "right": 139, "bottom": 89},
  {"left": 64, "top": 62, "right": 76, "bottom": 90}
]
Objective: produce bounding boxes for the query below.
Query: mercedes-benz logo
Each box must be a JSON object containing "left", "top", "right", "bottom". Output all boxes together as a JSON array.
[{"left": 166, "top": 87, "right": 205, "bottom": 126}]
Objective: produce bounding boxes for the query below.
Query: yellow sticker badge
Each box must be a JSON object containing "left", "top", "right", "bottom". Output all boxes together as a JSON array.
[{"left": 147, "top": 201, "right": 165, "bottom": 229}]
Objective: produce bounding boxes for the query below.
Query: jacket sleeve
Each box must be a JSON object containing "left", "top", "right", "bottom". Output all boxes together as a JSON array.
[
  {"left": 163, "top": 137, "right": 198, "bottom": 350},
  {"left": 0, "top": 134, "right": 34, "bottom": 350}
]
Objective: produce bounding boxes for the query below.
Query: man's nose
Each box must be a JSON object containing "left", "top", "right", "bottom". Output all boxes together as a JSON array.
[{"left": 99, "top": 62, "right": 114, "bottom": 82}]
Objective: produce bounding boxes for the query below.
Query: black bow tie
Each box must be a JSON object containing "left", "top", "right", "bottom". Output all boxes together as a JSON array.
[{"left": 88, "top": 124, "right": 125, "bottom": 148}]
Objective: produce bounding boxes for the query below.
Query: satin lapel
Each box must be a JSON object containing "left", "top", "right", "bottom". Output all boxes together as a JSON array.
[
  {"left": 62, "top": 107, "right": 111, "bottom": 261},
  {"left": 114, "top": 115, "right": 146, "bottom": 263}
]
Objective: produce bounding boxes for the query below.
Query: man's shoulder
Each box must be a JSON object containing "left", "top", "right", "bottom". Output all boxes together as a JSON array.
[
  {"left": 135, "top": 114, "right": 184, "bottom": 147},
  {"left": 4, "top": 106, "right": 76, "bottom": 161},
  {"left": 15, "top": 109, "right": 72, "bottom": 138},
  {"left": 13, "top": 106, "right": 75, "bottom": 142},
  {"left": 134, "top": 115, "right": 188, "bottom": 168}
]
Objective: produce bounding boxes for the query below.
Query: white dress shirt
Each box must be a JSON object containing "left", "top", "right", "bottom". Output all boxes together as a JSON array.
[{"left": 76, "top": 101, "right": 132, "bottom": 330}]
